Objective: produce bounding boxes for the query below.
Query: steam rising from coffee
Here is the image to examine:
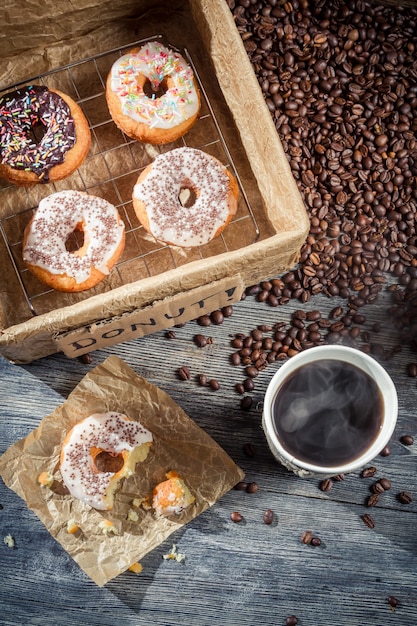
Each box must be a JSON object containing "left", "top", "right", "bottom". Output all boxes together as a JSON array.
[{"left": 273, "top": 359, "right": 383, "bottom": 467}]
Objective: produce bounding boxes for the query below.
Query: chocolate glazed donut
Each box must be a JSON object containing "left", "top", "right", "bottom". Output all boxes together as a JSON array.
[{"left": 0, "top": 85, "right": 91, "bottom": 186}]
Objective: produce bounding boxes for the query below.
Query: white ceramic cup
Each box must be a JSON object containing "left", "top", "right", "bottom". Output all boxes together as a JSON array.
[{"left": 262, "top": 345, "right": 398, "bottom": 478}]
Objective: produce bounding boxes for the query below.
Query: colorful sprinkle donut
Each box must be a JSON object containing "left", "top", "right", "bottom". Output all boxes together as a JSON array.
[
  {"left": 0, "top": 85, "right": 91, "bottom": 186},
  {"left": 106, "top": 41, "right": 201, "bottom": 144}
]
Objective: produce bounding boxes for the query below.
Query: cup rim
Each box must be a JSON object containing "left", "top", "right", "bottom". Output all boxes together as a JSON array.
[{"left": 263, "top": 345, "right": 398, "bottom": 475}]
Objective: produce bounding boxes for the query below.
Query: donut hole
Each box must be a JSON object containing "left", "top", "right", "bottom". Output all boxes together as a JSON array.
[
  {"left": 27, "top": 120, "right": 48, "bottom": 145},
  {"left": 179, "top": 186, "right": 198, "bottom": 208},
  {"left": 143, "top": 77, "right": 169, "bottom": 99},
  {"left": 65, "top": 228, "right": 85, "bottom": 253},
  {"left": 94, "top": 450, "right": 125, "bottom": 473}
]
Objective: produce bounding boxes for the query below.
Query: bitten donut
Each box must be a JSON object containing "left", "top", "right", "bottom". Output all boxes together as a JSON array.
[
  {"left": 106, "top": 41, "right": 201, "bottom": 144},
  {"left": 152, "top": 471, "right": 195, "bottom": 517},
  {"left": 60, "top": 412, "right": 153, "bottom": 511},
  {"left": 0, "top": 85, "right": 91, "bottom": 186},
  {"left": 132, "top": 146, "right": 239, "bottom": 247},
  {"left": 22, "top": 190, "right": 125, "bottom": 292}
]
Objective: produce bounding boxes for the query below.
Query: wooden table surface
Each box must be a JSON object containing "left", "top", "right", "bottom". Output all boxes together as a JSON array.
[
  {"left": 1, "top": 0, "right": 417, "bottom": 623},
  {"left": 1, "top": 282, "right": 416, "bottom": 626}
]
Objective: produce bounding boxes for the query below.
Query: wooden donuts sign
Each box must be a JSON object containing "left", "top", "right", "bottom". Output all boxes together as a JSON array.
[{"left": 55, "top": 276, "right": 244, "bottom": 358}]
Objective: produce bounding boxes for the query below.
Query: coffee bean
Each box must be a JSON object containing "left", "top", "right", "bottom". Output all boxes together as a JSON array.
[
  {"left": 243, "top": 442, "right": 256, "bottom": 458},
  {"left": 197, "top": 373, "right": 208, "bottom": 387},
  {"left": 397, "top": 491, "right": 413, "bottom": 504},
  {"left": 400, "top": 435, "right": 414, "bottom": 446},
  {"left": 197, "top": 314, "right": 211, "bottom": 327},
  {"left": 301, "top": 530, "right": 313, "bottom": 545},
  {"left": 165, "top": 330, "right": 176, "bottom": 339},
  {"left": 230, "top": 511, "right": 243, "bottom": 523},
  {"left": 406, "top": 363, "right": 417, "bottom": 377},
  {"left": 263, "top": 509, "right": 274, "bottom": 525},
  {"left": 286, "top": 616, "right": 298, "bottom": 626},
  {"left": 371, "top": 481, "right": 386, "bottom": 494},
  {"left": 311, "top": 537, "right": 321, "bottom": 547},
  {"left": 361, "top": 514, "right": 375, "bottom": 529},
  {"left": 210, "top": 310, "right": 224, "bottom": 325},
  {"left": 235, "top": 383, "right": 245, "bottom": 395},
  {"left": 379, "top": 478, "right": 392, "bottom": 491},
  {"left": 320, "top": 479, "right": 333, "bottom": 492},
  {"left": 234, "top": 481, "right": 249, "bottom": 491},
  {"left": 208, "top": 379, "right": 220, "bottom": 390},
  {"left": 246, "top": 482, "right": 259, "bottom": 494},
  {"left": 245, "top": 366, "right": 259, "bottom": 378},
  {"left": 194, "top": 334, "right": 208, "bottom": 348},
  {"left": 380, "top": 446, "right": 391, "bottom": 457},
  {"left": 366, "top": 494, "right": 380, "bottom": 507},
  {"left": 77, "top": 353, "right": 93, "bottom": 364},
  {"left": 243, "top": 378, "right": 255, "bottom": 392},
  {"left": 240, "top": 396, "right": 253, "bottom": 411},
  {"left": 177, "top": 366, "right": 191, "bottom": 381},
  {"left": 387, "top": 596, "right": 399, "bottom": 608}
]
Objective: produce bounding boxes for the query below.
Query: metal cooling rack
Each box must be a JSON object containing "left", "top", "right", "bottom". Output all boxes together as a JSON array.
[{"left": 0, "top": 35, "right": 259, "bottom": 317}]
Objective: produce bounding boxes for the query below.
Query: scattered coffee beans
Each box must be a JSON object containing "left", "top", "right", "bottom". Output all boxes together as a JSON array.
[
  {"left": 366, "top": 494, "right": 380, "bottom": 508},
  {"left": 246, "top": 482, "right": 259, "bottom": 494},
  {"left": 387, "top": 596, "right": 399, "bottom": 608},
  {"left": 177, "top": 366, "right": 191, "bottom": 381},
  {"left": 243, "top": 442, "right": 256, "bottom": 458},
  {"left": 286, "top": 616, "right": 298, "bottom": 626},
  {"left": 230, "top": 511, "right": 243, "bottom": 523},
  {"left": 361, "top": 467, "right": 377, "bottom": 479},
  {"left": 400, "top": 435, "right": 414, "bottom": 446},
  {"left": 301, "top": 530, "right": 313, "bottom": 545},
  {"left": 361, "top": 514, "right": 375, "bottom": 529},
  {"left": 397, "top": 491, "right": 413, "bottom": 504},
  {"left": 320, "top": 479, "right": 333, "bottom": 492},
  {"left": 263, "top": 509, "right": 274, "bottom": 525},
  {"left": 194, "top": 334, "right": 208, "bottom": 348},
  {"left": 197, "top": 373, "right": 208, "bottom": 387}
]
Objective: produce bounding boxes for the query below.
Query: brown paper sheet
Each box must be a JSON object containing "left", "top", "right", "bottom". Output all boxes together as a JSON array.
[{"left": 0, "top": 355, "right": 244, "bottom": 586}]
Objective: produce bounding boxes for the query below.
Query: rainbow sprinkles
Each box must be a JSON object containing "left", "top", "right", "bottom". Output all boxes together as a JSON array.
[{"left": 110, "top": 41, "right": 200, "bottom": 130}]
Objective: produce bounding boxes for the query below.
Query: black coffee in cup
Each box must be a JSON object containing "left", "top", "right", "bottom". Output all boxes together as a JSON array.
[{"left": 272, "top": 359, "right": 383, "bottom": 468}]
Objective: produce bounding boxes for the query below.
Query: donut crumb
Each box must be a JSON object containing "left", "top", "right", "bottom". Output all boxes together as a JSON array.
[
  {"left": 38, "top": 471, "right": 54, "bottom": 488},
  {"left": 66, "top": 519, "right": 79, "bottom": 534},
  {"left": 163, "top": 544, "right": 185, "bottom": 563},
  {"left": 98, "top": 519, "right": 119, "bottom": 536},
  {"left": 127, "top": 509, "right": 139, "bottom": 522},
  {"left": 4, "top": 534, "right": 15, "bottom": 548},
  {"left": 128, "top": 562, "right": 143, "bottom": 574}
]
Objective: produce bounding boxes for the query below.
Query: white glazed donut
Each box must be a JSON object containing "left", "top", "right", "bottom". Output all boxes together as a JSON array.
[
  {"left": 22, "top": 190, "right": 125, "bottom": 292},
  {"left": 60, "top": 412, "right": 153, "bottom": 510},
  {"left": 106, "top": 41, "right": 201, "bottom": 144},
  {"left": 132, "top": 146, "right": 239, "bottom": 247}
]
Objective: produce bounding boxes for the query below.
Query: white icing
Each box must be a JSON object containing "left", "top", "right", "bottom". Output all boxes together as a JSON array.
[
  {"left": 133, "top": 147, "right": 233, "bottom": 247},
  {"left": 110, "top": 41, "right": 199, "bottom": 129},
  {"left": 23, "top": 190, "right": 125, "bottom": 284},
  {"left": 60, "top": 412, "right": 153, "bottom": 510}
]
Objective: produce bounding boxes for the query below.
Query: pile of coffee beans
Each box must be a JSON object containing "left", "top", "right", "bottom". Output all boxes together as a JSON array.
[{"left": 226, "top": 0, "right": 417, "bottom": 340}]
